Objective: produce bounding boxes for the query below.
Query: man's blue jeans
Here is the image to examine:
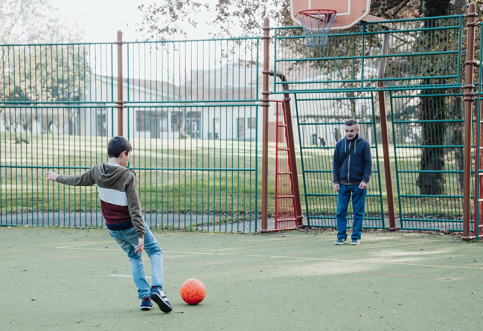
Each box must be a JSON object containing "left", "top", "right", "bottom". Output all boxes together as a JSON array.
[
  {"left": 336, "top": 184, "right": 367, "bottom": 241},
  {"left": 108, "top": 222, "right": 164, "bottom": 299}
]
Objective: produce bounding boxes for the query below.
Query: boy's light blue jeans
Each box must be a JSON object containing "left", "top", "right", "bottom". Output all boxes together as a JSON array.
[
  {"left": 108, "top": 222, "right": 163, "bottom": 299},
  {"left": 336, "top": 184, "right": 367, "bottom": 241}
]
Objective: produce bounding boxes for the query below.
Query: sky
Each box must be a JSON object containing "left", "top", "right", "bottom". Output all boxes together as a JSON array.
[
  {"left": 50, "top": 0, "right": 151, "bottom": 42},
  {"left": 49, "top": 0, "right": 219, "bottom": 43}
]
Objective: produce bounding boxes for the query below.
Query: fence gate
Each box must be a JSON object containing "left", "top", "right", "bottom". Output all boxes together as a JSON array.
[{"left": 292, "top": 92, "right": 385, "bottom": 228}]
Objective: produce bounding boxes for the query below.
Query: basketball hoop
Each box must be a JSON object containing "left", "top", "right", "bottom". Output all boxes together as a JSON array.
[{"left": 298, "top": 9, "right": 337, "bottom": 47}]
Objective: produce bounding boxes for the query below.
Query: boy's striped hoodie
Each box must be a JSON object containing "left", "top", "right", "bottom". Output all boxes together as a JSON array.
[{"left": 56, "top": 163, "right": 145, "bottom": 238}]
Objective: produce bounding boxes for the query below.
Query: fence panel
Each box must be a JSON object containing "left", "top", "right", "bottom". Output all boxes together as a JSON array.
[
  {"left": 0, "top": 42, "right": 116, "bottom": 228},
  {"left": 0, "top": 39, "right": 261, "bottom": 233},
  {"left": 293, "top": 92, "right": 384, "bottom": 228},
  {"left": 124, "top": 39, "right": 260, "bottom": 232},
  {"left": 273, "top": 15, "right": 464, "bottom": 231},
  {"left": 272, "top": 16, "right": 462, "bottom": 93},
  {"left": 391, "top": 89, "right": 469, "bottom": 231}
]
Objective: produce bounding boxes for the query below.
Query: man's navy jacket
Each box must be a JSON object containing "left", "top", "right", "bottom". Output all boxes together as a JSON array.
[{"left": 333, "top": 134, "right": 372, "bottom": 185}]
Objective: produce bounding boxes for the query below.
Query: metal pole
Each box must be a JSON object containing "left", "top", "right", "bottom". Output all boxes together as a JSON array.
[
  {"left": 116, "top": 31, "right": 124, "bottom": 136},
  {"left": 463, "top": 2, "right": 477, "bottom": 239},
  {"left": 377, "top": 33, "right": 397, "bottom": 230},
  {"left": 261, "top": 18, "right": 271, "bottom": 231}
]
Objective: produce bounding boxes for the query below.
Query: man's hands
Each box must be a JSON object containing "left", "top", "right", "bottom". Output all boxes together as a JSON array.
[
  {"left": 334, "top": 182, "right": 368, "bottom": 191},
  {"left": 135, "top": 237, "right": 144, "bottom": 253},
  {"left": 46, "top": 171, "right": 59, "bottom": 181}
]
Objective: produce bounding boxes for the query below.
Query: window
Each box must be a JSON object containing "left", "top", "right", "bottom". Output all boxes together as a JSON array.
[
  {"left": 136, "top": 110, "right": 167, "bottom": 132},
  {"left": 247, "top": 117, "right": 256, "bottom": 129}
]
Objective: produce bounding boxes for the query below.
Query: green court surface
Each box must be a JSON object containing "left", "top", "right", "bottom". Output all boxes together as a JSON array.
[{"left": 1, "top": 227, "right": 483, "bottom": 330}]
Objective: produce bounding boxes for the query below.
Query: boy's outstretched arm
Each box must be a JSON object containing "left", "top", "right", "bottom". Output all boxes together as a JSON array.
[{"left": 46, "top": 168, "right": 95, "bottom": 186}]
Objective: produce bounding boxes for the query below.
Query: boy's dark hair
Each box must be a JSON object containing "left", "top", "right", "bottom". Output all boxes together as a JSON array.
[
  {"left": 345, "top": 119, "right": 358, "bottom": 127},
  {"left": 108, "top": 136, "right": 132, "bottom": 158}
]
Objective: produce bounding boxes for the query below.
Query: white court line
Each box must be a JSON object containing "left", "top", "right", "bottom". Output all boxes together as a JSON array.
[
  {"left": 56, "top": 233, "right": 176, "bottom": 250},
  {"left": 109, "top": 274, "right": 151, "bottom": 279},
  {"left": 56, "top": 241, "right": 114, "bottom": 249}
]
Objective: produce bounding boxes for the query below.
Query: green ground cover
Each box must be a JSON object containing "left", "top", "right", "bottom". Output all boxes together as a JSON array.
[{"left": 1, "top": 227, "right": 482, "bottom": 330}]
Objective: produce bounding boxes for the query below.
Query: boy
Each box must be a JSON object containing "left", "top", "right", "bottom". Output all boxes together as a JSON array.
[{"left": 46, "top": 136, "right": 172, "bottom": 312}]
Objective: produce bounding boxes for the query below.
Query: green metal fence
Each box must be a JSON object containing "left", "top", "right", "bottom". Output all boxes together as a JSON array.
[
  {"left": 272, "top": 15, "right": 466, "bottom": 230},
  {"left": 0, "top": 14, "right": 477, "bottom": 234},
  {"left": 0, "top": 38, "right": 261, "bottom": 233}
]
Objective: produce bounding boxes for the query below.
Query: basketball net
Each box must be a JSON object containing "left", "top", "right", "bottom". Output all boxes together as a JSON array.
[{"left": 298, "top": 9, "right": 337, "bottom": 47}]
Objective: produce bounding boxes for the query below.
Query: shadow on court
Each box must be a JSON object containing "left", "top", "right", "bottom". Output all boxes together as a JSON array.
[{"left": 1, "top": 227, "right": 483, "bottom": 330}]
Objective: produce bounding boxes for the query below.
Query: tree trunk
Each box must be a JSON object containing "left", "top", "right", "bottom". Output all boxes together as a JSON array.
[
  {"left": 416, "top": 0, "right": 451, "bottom": 195},
  {"left": 179, "top": 109, "right": 187, "bottom": 139},
  {"left": 451, "top": 97, "right": 464, "bottom": 191},
  {"left": 417, "top": 90, "right": 447, "bottom": 194}
]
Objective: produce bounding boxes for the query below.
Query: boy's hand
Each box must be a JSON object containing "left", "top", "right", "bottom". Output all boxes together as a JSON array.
[
  {"left": 135, "top": 237, "right": 144, "bottom": 254},
  {"left": 46, "top": 171, "right": 59, "bottom": 181},
  {"left": 359, "top": 181, "right": 368, "bottom": 190}
]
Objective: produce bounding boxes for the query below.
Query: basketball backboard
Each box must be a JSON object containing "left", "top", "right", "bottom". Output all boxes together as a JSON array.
[{"left": 290, "top": 0, "right": 371, "bottom": 30}]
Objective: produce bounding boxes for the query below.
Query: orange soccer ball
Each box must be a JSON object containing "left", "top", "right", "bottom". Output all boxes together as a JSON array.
[{"left": 180, "top": 278, "right": 206, "bottom": 305}]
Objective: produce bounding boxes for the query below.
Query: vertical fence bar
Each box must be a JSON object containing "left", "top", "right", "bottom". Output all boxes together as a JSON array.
[{"left": 116, "top": 31, "right": 124, "bottom": 136}]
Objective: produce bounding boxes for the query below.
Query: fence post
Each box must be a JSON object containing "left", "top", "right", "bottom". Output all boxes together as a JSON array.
[
  {"left": 116, "top": 31, "right": 125, "bottom": 136},
  {"left": 463, "top": 2, "right": 477, "bottom": 239},
  {"left": 261, "top": 18, "right": 271, "bottom": 231}
]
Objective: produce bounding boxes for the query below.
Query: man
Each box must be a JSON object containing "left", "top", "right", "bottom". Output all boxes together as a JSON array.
[{"left": 332, "top": 119, "right": 372, "bottom": 245}]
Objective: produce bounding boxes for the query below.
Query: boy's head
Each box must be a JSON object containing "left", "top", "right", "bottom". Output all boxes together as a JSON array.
[{"left": 108, "top": 136, "right": 132, "bottom": 158}]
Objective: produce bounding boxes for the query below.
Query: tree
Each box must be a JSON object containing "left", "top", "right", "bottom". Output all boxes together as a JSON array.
[
  {"left": 138, "top": 0, "right": 291, "bottom": 39},
  {"left": 137, "top": 0, "right": 427, "bottom": 40},
  {"left": 0, "top": 0, "right": 86, "bottom": 135},
  {"left": 371, "top": 0, "right": 421, "bottom": 18},
  {"left": 0, "top": 0, "right": 81, "bottom": 44}
]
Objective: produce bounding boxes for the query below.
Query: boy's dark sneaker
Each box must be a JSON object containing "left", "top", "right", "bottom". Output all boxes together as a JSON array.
[
  {"left": 140, "top": 297, "right": 153, "bottom": 311},
  {"left": 335, "top": 238, "right": 346, "bottom": 245},
  {"left": 351, "top": 239, "right": 360, "bottom": 245},
  {"left": 151, "top": 287, "right": 173, "bottom": 313}
]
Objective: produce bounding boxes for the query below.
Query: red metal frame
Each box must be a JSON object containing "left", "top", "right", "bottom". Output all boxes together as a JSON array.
[{"left": 274, "top": 100, "right": 298, "bottom": 230}]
